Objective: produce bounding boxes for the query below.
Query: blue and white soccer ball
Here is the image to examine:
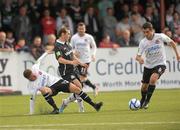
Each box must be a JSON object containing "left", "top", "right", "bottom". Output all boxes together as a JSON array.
[{"left": 128, "top": 98, "right": 141, "bottom": 110}]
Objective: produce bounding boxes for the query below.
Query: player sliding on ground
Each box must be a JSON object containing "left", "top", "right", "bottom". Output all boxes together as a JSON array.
[{"left": 23, "top": 51, "right": 103, "bottom": 114}]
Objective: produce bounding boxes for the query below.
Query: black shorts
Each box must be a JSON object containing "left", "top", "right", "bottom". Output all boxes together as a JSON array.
[
  {"left": 61, "top": 72, "right": 80, "bottom": 82},
  {"left": 77, "top": 63, "right": 90, "bottom": 76},
  {"left": 142, "top": 65, "right": 166, "bottom": 84},
  {"left": 50, "top": 79, "right": 70, "bottom": 96}
]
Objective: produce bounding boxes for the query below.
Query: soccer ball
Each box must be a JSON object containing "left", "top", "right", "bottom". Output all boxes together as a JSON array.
[{"left": 128, "top": 98, "right": 140, "bottom": 110}]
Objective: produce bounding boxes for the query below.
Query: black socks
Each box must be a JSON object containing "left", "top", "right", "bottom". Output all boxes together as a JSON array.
[
  {"left": 146, "top": 85, "right": 156, "bottom": 102},
  {"left": 140, "top": 90, "right": 147, "bottom": 105},
  {"left": 78, "top": 91, "right": 95, "bottom": 107},
  {"left": 84, "top": 79, "right": 96, "bottom": 89},
  {"left": 43, "top": 93, "right": 58, "bottom": 110}
]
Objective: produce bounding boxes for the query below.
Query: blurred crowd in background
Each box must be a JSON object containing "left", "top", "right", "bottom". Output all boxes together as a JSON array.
[{"left": 0, "top": 0, "right": 179, "bottom": 59}]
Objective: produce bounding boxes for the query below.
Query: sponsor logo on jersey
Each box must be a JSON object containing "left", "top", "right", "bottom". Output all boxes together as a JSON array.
[
  {"left": 158, "top": 67, "right": 162, "bottom": 73},
  {"left": 41, "top": 75, "right": 46, "bottom": 87},
  {"left": 70, "top": 75, "right": 75, "bottom": 79},
  {"left": 61, "top": 80, "right": 69, "bottom": 84}
]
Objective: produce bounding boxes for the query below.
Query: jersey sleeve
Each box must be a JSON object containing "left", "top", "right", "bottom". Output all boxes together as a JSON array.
[
  {"left": 137, "top": 40, "right": 145, "bottom": 56},
  {"left": 31, "top": 64, "right": 39, "bottom": 73},
  {"left": 160, "top": 33, "right": 173, "bottom": 44},
  {"left": 70, "top": 36, "right": 75, "bottom": 49},
  {"left": 54, "top": 45, "right": 63, "bottom": 60},
  {"left": 33, "top": 52, "right": 48, "bottom": 69}
]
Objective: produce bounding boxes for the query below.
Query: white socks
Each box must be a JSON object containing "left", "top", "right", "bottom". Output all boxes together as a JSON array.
[{"left": 63, "top": 93, "right": 84, "bottom": 112}]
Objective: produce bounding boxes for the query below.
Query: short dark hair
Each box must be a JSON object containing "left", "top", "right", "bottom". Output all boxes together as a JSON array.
[
  {"left": 142, "top": 22, "right": 153, "bottom": 29},
  {"left": 58, "top": 27, "right": 69, "bottom": 37},
  {"left": 77, "top": 22, "right": 85, "bottom": 27},
  {"left": 23, "top": 69, "right": 32, "bottom": 79}
]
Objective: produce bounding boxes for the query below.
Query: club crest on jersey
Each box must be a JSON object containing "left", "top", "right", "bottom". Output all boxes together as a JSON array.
[
  {"left": 39, "top": 71, "right": 42, "bottom": 75},
  {"left": 71, "top": 75, "right": 75, "bottom": 79},
  {"left": 155, "top": 39, "right": 160, "bottom": 44},
  {"left": 61, "top": 80, "right": 69, "bottom": 84},
  {"left": 158, "top": 67, "right": 162, "bottom": 73},
  {"left": 84, "top": 38, "right": 88, "bottom": 42},
  {"left": 56, "top": 51, "right": 61, "bottom": 57}
]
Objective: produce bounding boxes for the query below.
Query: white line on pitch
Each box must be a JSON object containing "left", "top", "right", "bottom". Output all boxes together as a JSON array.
[
  {"left": 12, "top": 129, "right": 65, "bottom": 130},
  {"left": 0, "top": 121, "right": 180, "bottom": 128}
]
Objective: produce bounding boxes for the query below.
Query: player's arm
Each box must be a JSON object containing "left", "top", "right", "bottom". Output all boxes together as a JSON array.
[
  {"left": 90, "top": 36, "right": 97, "bottom": 62},
  {"left": 169, "top": 41, "right": 180, "bottom": 61},
  {"left": 136, "top": 55, "right": 144, "bottom": 64},
  {"left": 135, "top": 41, "right": 144, "bottom": 64},
  {"left": 27, "top": 83, "right": 37, "bottom": 115},
  {"left": 73, "top": 54, "right": 88, "bottom": 68},
  {"left": 29, "top": 92, "right": 36, "bottom": 115},
  {"left": 54, "top": 46, "right": 79, "bottom": 65},
  {"left": 59, "top": 56, "right": 79, "bottom": 65},
  {"left": 161, "top": 33, "right": 180, "bottom": 61},
  {"left": 34, "top": 50, "right": 52, "bottom": 69},
  {"left": 35, "top": 52, "right": 48, "bottom": 68}
]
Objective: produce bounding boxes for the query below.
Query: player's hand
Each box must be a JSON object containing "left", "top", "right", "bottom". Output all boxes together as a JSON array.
[
  {"left": 72, "top": 59, "right": 80, "bottom": 65},
  {"left": 74, "top": 51, "right": 80, "bottom": 58},
  {"left": 138, "top": 58, "right": 144, "bottom": 64},
  {"left": 91, "top": 55, "right": 95, "bottom": 62},
  {"left": 80, "top": 63, "right": 88, "bottom": 68}
]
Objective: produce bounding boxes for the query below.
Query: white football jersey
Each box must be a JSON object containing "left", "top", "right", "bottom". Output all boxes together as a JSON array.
[
  {"left": 70, "top": 33, "right": 97, "bottom": 63},
  {"left": 137, "top": 33, "right": 173, "bottom": 68},
  {"left": 27, "top": 63, "right": 61, "bottom": 95}
]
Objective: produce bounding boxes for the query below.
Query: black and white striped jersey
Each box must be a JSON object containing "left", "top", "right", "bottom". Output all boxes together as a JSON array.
[{"left": 54, "top": 40, "right": 75, "bottom": 76}]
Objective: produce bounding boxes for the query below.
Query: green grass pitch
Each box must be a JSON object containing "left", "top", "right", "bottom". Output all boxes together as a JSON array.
[{"left": 0, "top": 89, "right": 180, "bottom": 130}]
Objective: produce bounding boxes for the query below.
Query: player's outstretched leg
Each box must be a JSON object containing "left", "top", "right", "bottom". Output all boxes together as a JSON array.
[
  {"left": 59, "top": 93, "right": 75, "bottom": 113},
  {"left": 84, "top": 79, "right": 98, "bottom": 96},
  {"left": 75, "top": 94, "right": 85, "bottom": 112},
  {"left": 59, "top": 93, "right": 84, "bottom": 113},
  {"left": 78, "top": 91, "right": 103, "bottom": 111},
  {"left": 43, "top": 93, "right": 59, "bottom": 114},
  {"left": 69, "top": 83, "right": 103, "bottom": 111}
]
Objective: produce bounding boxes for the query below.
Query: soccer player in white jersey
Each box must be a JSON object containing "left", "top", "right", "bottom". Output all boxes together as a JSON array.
[
  {"left": 136, "top": 22, "right": 180, "bottom": 109},
  {"left": 23, "top": 51, "right": 103, "bottom": 115},
  {"left": 70, "top": 22, "right": 98, "bottom": 96}
]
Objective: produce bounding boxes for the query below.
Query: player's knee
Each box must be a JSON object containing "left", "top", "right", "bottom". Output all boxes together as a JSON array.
[
  {"left": 40, "top": 87, "right": 50, "bottom": 95},
  {"left": 50, "top": 88, "right": 58, "bottom": 96},
  {"left": 74, "top": 88, "right": 81, "bottom": 95},
  {"left": 71, "top": 85, "right": 81, "bottom": 94},
  {"left": 149, "top": 76, "right": 158, "bottom": 85},
  {"left": 149, "top": 80, "right": 156, "bottom": 85},
  {"left": 150, "top": 75, "right": 158, "bottom": 84}
]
